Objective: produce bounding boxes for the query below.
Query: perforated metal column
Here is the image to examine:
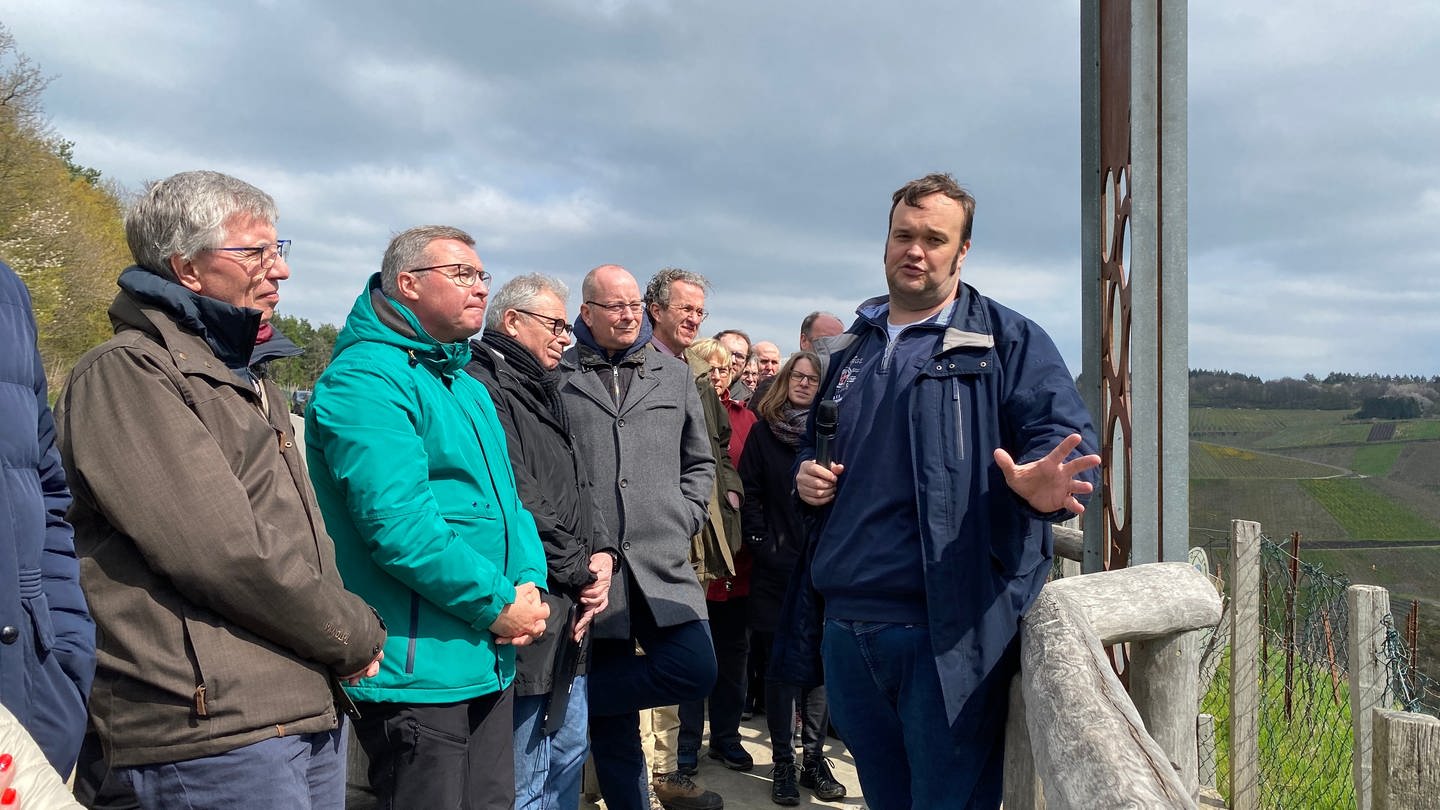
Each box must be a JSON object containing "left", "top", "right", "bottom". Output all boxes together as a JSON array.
[{"left": 1080, "top": 0, "right": 1188, "bottom": 571}]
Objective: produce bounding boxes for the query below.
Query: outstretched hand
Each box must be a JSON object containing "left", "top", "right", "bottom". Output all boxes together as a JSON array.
[{"left": 993, "top": 434, "right": 1101, "bottom": 515}]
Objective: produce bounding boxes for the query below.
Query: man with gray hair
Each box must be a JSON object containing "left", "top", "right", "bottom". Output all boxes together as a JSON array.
[
  {"left": 306, "top": 226, "right": 549, "bottom": 809},
  {"left": 56, "top": 170, "right": 386, "bottom": 808},
  {"left": 644, "top": 267, "right": 710, "bottom": 359},
  {"left": 464, "top": 273, "right": 618, "bottom": 809}
]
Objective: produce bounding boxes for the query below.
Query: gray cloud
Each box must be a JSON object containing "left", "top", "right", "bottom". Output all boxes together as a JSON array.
[{"left": 5, "top": 0, "right": 1437, "bottom": 377}]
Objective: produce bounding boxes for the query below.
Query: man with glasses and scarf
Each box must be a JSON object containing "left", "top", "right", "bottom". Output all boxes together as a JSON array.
[
  {"left": 464, "top": 273, "right": 618, "bottom": 810},
  {"left": 56, "top": 171, "right": 386, "bottom": 809},
  {"left": 305, "top": 225, "right": 549, "bottom": 809}
]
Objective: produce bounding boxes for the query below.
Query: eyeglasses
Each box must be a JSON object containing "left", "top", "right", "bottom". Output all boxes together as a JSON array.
[
  {"left": 516, "top": 309, "right": 572, "bottom": 337},
  {"left": 665, "top": 303, "right": 708, "bottom": 322},
  {"left": 729, "top": 352, "right": 747, "bottom": 363},
  {"left": 706, "top": 365, "right": 731, "bottom": 377},
  {"left": 208, "top": 240, "right": 291, "bottom": 269},
  {"left": 791, "top": 372, "right": 821, "bottom": 386},
  {"left": 586, "top": 300, "right": 645, "bottom": 315},
  {"left": 407, "top": 263, "right": 491, "bottom": 287}
]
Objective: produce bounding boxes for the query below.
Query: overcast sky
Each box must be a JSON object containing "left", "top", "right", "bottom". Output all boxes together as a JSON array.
[{"left": 5, "top": 1, "right": 1438, "bottom": 379}]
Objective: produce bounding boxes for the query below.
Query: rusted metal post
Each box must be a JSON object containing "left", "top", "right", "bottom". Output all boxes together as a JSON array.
[{"left": 1284, "top": 531, "right": 1300, "bottom": 720}]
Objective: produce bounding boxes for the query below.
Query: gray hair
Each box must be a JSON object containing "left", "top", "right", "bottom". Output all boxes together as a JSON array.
[
  {"left": 644, "top": 267, "right": 710, "bottom": 307},
  {"left": 125, "top": 170, "right": 278, "bottom": 278},
  {"left": 381, "top": 225, "right": 476, "bottom": 297},
  {"left": 485, "top": 273, "right": 569, "bottom": 330}
]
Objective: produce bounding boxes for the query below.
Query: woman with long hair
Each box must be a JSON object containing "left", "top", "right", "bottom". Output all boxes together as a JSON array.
[{"left": 741, "top": 351, "right": 848, "bottom": 805}]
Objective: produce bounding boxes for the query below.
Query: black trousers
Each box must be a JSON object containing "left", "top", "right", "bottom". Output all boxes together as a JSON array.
[
  {"left": 353, "top": 688, "right": 515, "bottom": 810},
  {"left": 753, "top": 629, "right": 830, "bottom": 763},
  {"left": 588, "top": 591, "right": 717, "bottom": 810},
  {"left": 679, "top": 597, "right": 750, "bottom": 753}
]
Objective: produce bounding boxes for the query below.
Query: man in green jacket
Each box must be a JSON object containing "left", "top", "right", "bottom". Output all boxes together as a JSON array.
[{"left": 306, "top": 225, "right": 549, "bottom": 809}]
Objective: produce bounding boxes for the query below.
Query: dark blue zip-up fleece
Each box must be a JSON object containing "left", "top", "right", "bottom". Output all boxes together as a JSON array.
[{"left": 773, "top": 282, "right": 1099, "bottom": 744}]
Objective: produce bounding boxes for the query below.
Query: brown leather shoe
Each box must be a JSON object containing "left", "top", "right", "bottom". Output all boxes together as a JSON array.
[{"left": 652, "top": 770, "right": 724, "bottom": 810}]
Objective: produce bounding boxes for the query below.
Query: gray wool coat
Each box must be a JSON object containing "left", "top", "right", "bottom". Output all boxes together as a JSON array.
[{"left": 559, "top": 346, "right": 714, "bottom": 639}]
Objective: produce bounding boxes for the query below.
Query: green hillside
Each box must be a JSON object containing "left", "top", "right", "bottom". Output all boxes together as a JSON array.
[{"left": 1190, "top": 409, "right": 1440, "bottom": 542}]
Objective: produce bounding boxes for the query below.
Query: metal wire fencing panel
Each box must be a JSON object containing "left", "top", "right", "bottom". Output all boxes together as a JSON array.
[
  {"left": 1380, "top": 613, "right": 1440, "bottom": 718},
  {"left": 1201, "top": 535, "right": 1357, "bottom": 809}
]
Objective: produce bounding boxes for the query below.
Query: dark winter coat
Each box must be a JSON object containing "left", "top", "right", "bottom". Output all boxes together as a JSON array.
[
  {"left": 772, "top": 283, "right": 1099, "bottom": 741},
  {"left": 57, "top": 266, "right": 386, "bottom": 767},
  {"left": 559, "top": 326, "right": 713, "bottom": 640},
  {"left": 0, "top": 261, "right": 95, "bottom": 774},
  {"left": 737, "top": 421, "right": 806, "bottom": 634},
  {"left": 465, "top": 332, "right": 616, "bottom": 696}
]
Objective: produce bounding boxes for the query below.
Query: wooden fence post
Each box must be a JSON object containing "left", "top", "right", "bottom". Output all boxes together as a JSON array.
[
  {"left": 1197, "top": 713, "right": 1216, "bottom": 790},
  {"left": 1003, "top": 675, "right": 1044, "bottom": 809},
  {"left": 1349, "top": 584, "right": 1392, "bottom": 810},
  {"left": 1229, "top": 520, "right": 1261, "bottom": 810},
  {"left": 1370, "top": 710, "right": 1439, "bottom": 809},
  {"left": 1131, "top": 629, "right": 1202, "bottom": 800}
]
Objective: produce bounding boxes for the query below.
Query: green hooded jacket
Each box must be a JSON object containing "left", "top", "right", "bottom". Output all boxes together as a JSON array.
[{"left": 305, "top": 274, "right": 546, "bottom": 703}]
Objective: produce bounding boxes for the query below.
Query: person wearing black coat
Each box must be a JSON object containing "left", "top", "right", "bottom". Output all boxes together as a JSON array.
[
  {"left": 739, "top": 351, "right": 846, "bottom": 805},
  {"left": 465, "top": 273, "right": 618, "bottom": 810}
]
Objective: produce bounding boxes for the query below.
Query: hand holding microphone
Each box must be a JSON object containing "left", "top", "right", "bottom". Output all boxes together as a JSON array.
[{"left": 797, "top": 399, "right": 844, "bottom": 506}]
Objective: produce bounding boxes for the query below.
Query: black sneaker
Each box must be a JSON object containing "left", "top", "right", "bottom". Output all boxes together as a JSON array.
[
  {"left": 800, "top": 756, "right": 847, "bottom": 801},
  {"left": 769, "top": 762, "right": 800, "bottom": 806},
  {"left": 706, "top": 740, "right": 754, "bottom": 771}
]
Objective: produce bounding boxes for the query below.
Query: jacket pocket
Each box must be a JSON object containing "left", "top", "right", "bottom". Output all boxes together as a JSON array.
[
  {"left": 16, "top": 567, "right": 55, "bottom": 654},
  {"left": 180, "top": 610, "right": 214, "bottom": 718}
]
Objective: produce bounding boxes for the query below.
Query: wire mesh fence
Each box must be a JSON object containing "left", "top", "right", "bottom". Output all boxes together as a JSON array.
[
  {"left": 1051, "top": 528, "right": 1436, "bottom": 808},
  {"left": 1380, "top": 612, "right": 1440, "bottom": 718},
  {"left": 1202, "top": 534, "right": 1357, "bottom": 809}
]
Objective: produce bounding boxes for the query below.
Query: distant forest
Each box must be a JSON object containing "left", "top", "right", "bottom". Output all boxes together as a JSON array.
[{"left": 1189, "top": 370, "right": 1440, "bottom": 418}]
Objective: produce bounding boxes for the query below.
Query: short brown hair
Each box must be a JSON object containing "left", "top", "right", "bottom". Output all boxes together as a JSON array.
[{"left": 890, "top": 173, "right": 976, "bottom": 243}]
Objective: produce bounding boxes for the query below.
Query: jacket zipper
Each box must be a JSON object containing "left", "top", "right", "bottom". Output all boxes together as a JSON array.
[
  {"left": 952, "top": 377, "right": 965, "bottom": 460},
  {"left": 405, "top": 592, "right": 420, "bottom": 674}
]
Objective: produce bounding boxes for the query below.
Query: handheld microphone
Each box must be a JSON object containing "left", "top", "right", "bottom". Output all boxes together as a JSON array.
[{"left": 814, "top": 399, "right": 838, "bottom": 468}]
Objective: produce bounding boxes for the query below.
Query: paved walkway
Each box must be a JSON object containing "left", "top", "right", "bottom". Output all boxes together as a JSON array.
[
  {"left": 581, "top": 714, "right": 865, "bottom": 810},
  {"left": 346, "top": 712, "right": 865, "bottom": 809}
]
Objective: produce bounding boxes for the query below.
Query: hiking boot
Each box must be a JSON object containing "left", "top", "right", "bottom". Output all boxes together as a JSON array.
[
  {"left": 706, "top": 739, "right": 754, "bottom": 771},
  {"left": 800, "top": 756, "right": 847, "bottom": 801},
  {"left": 769, "top": 762, "right": 800, "bottom": 806},
  {"left": 652, "top": 770, "right": 724, "bottom": 810},
  {"left": 677, "top": 747, "right": 699, "bottom": 776}
]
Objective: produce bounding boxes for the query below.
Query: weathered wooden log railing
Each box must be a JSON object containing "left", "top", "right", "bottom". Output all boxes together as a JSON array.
[{"left": 1003, "top": 536, "right": 1222, "bottom": 810}]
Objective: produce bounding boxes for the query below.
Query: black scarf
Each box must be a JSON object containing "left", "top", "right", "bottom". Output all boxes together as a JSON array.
[{"left": 480, "top": 331, "right": 570, "bottom": 434}]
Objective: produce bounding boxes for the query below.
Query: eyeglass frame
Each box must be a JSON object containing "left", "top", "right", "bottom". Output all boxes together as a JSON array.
[
  {"left": 790, "top": 371, "right": 821, "bottom": 386},
  {"left": 664, "top": 303, "right": 709, "bottom": 322},
  {"left": 514, "top": 308, "right": 573, "bottom": 337},
  {"left": 406, "top": 263, "right": 492, "bottom": 287},
  {"left": 585, "top": 300, "right": 645, "bottom": 315},
  {"left": 207, "top": 239, "right": 292, "bottom": 269}
]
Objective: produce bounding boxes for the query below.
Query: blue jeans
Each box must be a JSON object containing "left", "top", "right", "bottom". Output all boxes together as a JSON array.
[
  {"left": 588, "top": 600, "right": 716, "bottom": 810},
  {"left": 822, "top": 619, "right": 1007, "bottom": 810},
  {"left": 115, "top": 724, "right": 347, "bottom": 810},
  {"left": 514, "top": 674, "right": 590, "bottom": 810}
]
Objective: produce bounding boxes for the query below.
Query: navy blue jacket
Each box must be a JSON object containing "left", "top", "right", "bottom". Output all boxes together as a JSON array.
[
  {"left": 0, "top": 260, "right": 96, "bottom": 774},
  {"left": 773, "top": 283, "right": 1098, "bottom": 740}
]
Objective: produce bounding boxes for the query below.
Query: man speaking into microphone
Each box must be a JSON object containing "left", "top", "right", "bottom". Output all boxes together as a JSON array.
[{"left": 773, "top": 173, "right": 1101, "bottom": 810}]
